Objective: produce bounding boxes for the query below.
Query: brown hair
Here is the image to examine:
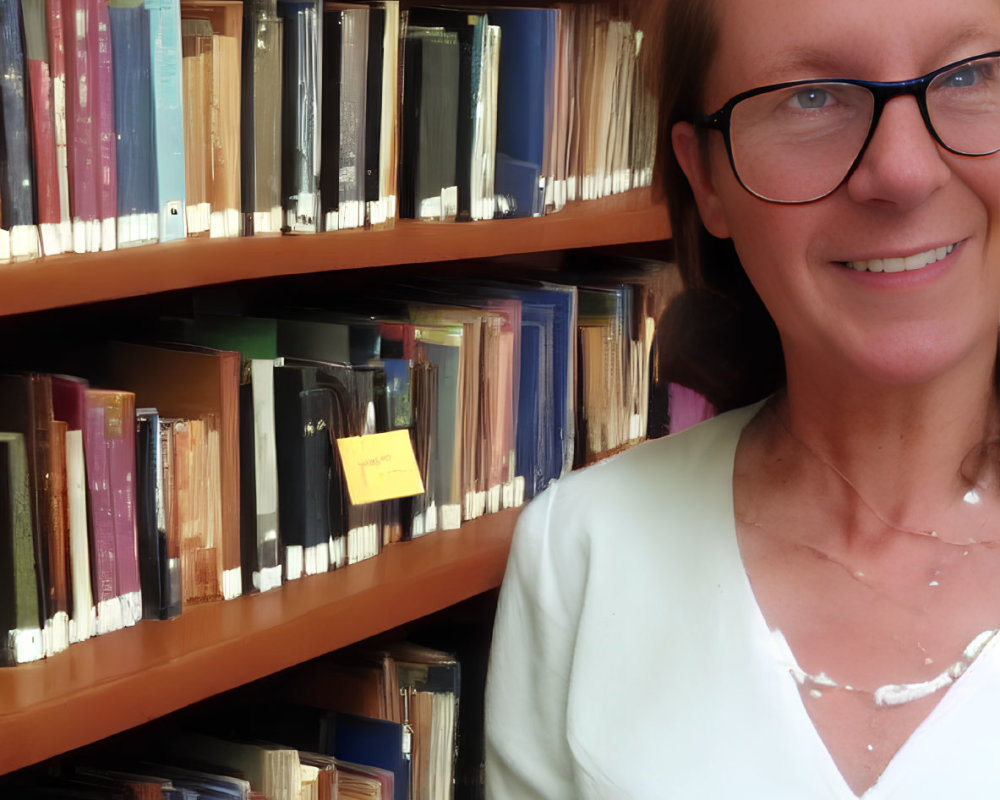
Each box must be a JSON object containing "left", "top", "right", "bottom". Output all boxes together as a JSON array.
[{"left": 654, "top": 0, "right": 785, "bottom": 411}]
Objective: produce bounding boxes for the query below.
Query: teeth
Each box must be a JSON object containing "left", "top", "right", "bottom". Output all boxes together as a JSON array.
[{"left": 846, "top": 244, "right": 955, "bottom": 273}]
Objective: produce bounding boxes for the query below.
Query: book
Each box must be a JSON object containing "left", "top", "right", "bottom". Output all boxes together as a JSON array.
[
  {"left": 147, "top": 0, "right": 188, "bottom": 242},
  {"left": 369, "top": 1, "right": 398, "bottom": 227},
  {"left": 278, "top": 0, "right": 322, "bottom": 233},
  {"left": 0, "top": 0, "right": 41, "bottom": 261},
  {"left": 272, "top": 363, "right": 339, "bottom": 578},
  {"left": 22, "top": 0, "right": 63, "bottom": 256},
  {"left": 489, "top": 7, "right": 553, "bottom": 219},
  {"left": 109, "top": 0, "right": 160, "bottom": 248},
  {"left": 63, "top": 0, "right": 113, "bottom": 253},
  {"left": 136, "top": 408, "right": 182, "bottom": 619},
  {"left": 319, "top": 6, "right": 341, "bottom": 232},
  {"left": 109, "top": 340, "right": 242, "bottom": 601},
  {"left": 241, "top": 358, "right": 281, "bottom": 594},
  {"left": 241, "top": 0, "right": 283, "bottom": 235},
  {"left": 0, "top": 432, "right": 44, "bottom": 666},
  {"left": 51, "top": 374, "right": 97, "bottom": 643},
  {"left": 405, "top": 8, "right": 486, "bottom": 223},
  {"left": 82, "top": 388, "right": 135, "bottom": 633},
  {"left": 95, "top": 0, "right": 118, "bottom": 251},
  {"left": 44, "top": 0, "right": 74, "bottom": 252},
  {"left": 400, "top": 26, "right": 459, "bottom": 221},
  {"left": 181, "top": 1, "right": 242, "bottom": 238},
  {"left": 92, "top": 388, "right": 143, "bottom": 629},
  {"left": 337, "top": 5, "right": 368, "bottom": 231}
]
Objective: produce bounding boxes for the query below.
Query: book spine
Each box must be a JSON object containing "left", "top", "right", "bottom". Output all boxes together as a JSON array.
[
  {"left": 0, "top": 0, "right": 40, "bottom": 260},
  {"left": 319, "top": 7, "right": 340, "bottom": 232},
  {"left": 22, "top": 0, "right": 62, "bottom": 255},
  {"left": 106, "top": 392, "right": 142, "bottom": 626},
  {"left": 279, "top": 1, "right": 321, "bottom": 233},
  {"left": 46, "top": 419, "right": 70, "bottom": 655},
  {"left": 44, "top": 0, "right": 72, "bottom": 251},
  {"left": 0, "top": 434, "right": 44, "bottom": 666},
  {"left": 147, "top": 0, "right": 187, "bottom": 241},
  {"left": 251, "top": 359, "right": 281, "bottom": 592},
  {"left": 63, "top": 0, "right": 98, "bottom": 252},
  {"left": 93, "top": 0, "right": 117, "bottom": 250},
  {"left": 108, "top": 3, "right": 158, "bottom": 248},
  {"left": 338, "top": 9, "right": 367, "bottom": 230},
  {"left": 84, "top": 399, "right": 123, "bottom": 634},
  {"left": 65, "top": 427, "right": 95, "bottom": 642},
  {"left": 210, "top": 26, "right": 241, "bottom": 238}
]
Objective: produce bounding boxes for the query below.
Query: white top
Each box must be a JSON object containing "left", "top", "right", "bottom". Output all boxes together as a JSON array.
[{"left": 484, "top": 403, "right": 1000, "bottom": 799}]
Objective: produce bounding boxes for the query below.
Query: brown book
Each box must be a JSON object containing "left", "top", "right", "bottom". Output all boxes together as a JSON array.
[
  {"left": 46, "top": 418, "right": 71, "bottom": 653},
  {"left": 109, "top": 341, "right": 242, "bottom": 601},
  {"left": 181, "top": 1, "right": 242, "bottom": 238}
]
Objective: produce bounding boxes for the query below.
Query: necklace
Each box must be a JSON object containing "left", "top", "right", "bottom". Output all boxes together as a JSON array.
[
  {"left": 771, "top": 404, "right": 999, "bottom": 547},
  {"left": 771, "top": 627, "right": 1000, "bottom": 707}
]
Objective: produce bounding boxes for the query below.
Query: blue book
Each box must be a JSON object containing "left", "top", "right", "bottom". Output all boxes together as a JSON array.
[
  {"left": 109, "top": 2, "right": 159, "bottom": 247},
  {"left": 489, "top": 8, "right": 554, "bottom": 218},
  {"left": 0, "top": 0, "right": 39, "bottom": 259},
  {"left": 146, "top": 0, "right": 187, "bottom": 242}
]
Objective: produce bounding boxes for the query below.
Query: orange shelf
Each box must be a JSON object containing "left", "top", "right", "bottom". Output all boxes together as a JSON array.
[
  {"left": 0, "top": 190, "right": 669, "bottom": 317},
  {"left": 0, "top": 508, "right": 518, "bottom": 776}
]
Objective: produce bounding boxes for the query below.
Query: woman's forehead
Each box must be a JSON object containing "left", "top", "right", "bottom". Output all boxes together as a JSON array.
[{"left": 708, "top": 0, "right": 1000, "bottom": 96}]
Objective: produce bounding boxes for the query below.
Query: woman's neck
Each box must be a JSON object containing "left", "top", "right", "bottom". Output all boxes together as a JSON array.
[{"left": 776, "top": 358, "right": 998, "bottom": 540}]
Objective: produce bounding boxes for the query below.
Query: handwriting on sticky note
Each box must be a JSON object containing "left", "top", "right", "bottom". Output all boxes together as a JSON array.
[{"left": 336, "top": 429, "right": 425, "bottom": 505}]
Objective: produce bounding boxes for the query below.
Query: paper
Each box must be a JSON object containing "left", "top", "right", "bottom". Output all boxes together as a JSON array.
[{"left": 337, "top": 430, "right": 424, "bottom": 505}]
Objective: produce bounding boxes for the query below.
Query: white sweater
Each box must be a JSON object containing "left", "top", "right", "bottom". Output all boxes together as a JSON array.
[{"left": 485, "top": 403, "right": 1000, "bottom": 799}]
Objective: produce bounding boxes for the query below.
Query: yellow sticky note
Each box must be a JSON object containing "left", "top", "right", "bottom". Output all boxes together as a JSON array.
[{"left": 336, "top": 429, "right": 425, "bottom": 505}]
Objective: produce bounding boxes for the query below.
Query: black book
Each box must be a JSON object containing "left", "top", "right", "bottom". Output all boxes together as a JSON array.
[
  {"left": 406, "top": 7, "right": 483, "bottom": 221},
  {"left": 135, "top": 408, "right": 180, "bottom": 620},
  {"left": 273, "top": 364, "right": 336, "bottom": 579},
  {"left": 400, "top": 27, "right": 459, "bottom": 220},
  {"left": 363, "top": 6, "right": 385, "bottom": 206},
  {"left": 320, "top": 7, "right": 342, "bottom": 231}
]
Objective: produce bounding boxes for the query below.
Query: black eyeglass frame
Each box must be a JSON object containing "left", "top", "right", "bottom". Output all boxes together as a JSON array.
[{"left": 696, "top": 50, "right": 1000, "bottom": 204}]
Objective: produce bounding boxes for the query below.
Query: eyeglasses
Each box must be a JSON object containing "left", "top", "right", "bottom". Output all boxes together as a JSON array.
[{"left": 697, "top": 51, "right": 1000, "bottom": 203}]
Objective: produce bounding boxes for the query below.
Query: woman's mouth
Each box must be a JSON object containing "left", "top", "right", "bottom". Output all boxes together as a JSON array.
[{"left": 841, "top": 243, "right": 957, "bottom": 273}]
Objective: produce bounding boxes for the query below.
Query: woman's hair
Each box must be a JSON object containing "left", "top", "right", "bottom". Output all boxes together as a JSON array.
[{"left": 655, "top": 0, "right": 786, "bottom": 411}]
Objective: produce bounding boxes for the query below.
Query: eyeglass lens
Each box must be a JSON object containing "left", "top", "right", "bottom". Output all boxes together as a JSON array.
[{"left": 727, "top": 55, "right": 1000, "bottom": 202}]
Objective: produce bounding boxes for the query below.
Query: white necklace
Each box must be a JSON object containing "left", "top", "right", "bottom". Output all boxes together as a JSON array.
[{"left": 771, "top": 627, "right": 1000, "bottom": 707}]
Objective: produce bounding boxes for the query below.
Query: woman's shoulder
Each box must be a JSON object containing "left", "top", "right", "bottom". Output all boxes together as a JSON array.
[
  {"left": 557, "top": 400, "right": 762, "bottom": 505},
  {"left": 509, "top": 401, "right": 763, "bottom": 571}
]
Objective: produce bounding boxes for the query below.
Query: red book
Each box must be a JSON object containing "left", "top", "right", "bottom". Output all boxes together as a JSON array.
[
  {"left": 93, "top": 0, "right": 117, "bottom": 251},
  {"left": 21, "top": 0, "right": 61, "bottom": 255},
  {"left": 62, "top": 0, "right": 99, "bottom": 252},
  {"left": 45, "top": 0, "right": 72, "bottom": 252},
  {"left": 84, "top": 388, "right": 141, "bottom": 631}
]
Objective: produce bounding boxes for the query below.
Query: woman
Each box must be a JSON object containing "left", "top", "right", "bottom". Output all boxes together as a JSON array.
[{"left": 485, "top": 0, "right": 1000, "bottom": 796}]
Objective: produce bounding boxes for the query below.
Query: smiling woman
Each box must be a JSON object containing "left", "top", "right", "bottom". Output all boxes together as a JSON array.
[{"left": 484, "top": 0, "right": 1000, "bottom": 797}]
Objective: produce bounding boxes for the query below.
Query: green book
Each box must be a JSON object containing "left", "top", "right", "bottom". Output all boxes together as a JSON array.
[{"left": 0, "top": 432, "right": 43, "bottom": 666}]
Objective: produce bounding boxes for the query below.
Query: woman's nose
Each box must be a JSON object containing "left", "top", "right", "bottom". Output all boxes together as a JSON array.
[{"left": 845, "top": 95, "right": 951, "bottom": 208}]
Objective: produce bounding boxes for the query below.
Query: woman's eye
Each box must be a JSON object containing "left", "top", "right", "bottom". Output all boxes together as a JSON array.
[
  {"left": 943, "top": 65, "right": 981, "bottom": 88},
  {"left": 790, "top": 88, "right": 832, "bottom": 109}
]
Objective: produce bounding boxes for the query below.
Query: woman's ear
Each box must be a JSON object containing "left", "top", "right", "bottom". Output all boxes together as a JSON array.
[{"left": 671, "top": 121, "right": 731, "bottom": 239}]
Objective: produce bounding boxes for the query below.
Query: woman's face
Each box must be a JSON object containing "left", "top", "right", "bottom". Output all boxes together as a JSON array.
[{"left": 674, "top": 0, "right": 1000, "bottom": 389}]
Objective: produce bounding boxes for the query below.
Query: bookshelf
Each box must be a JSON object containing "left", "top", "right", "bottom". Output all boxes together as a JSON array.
[
  {"left": 0, "top": 191, "right": 671, "bottom": 777},
  {"left": 1, "top": 188, "right": 668, "bottom": 318}
]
